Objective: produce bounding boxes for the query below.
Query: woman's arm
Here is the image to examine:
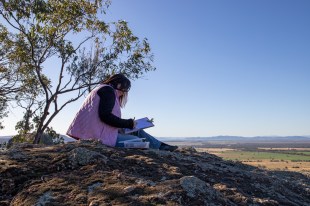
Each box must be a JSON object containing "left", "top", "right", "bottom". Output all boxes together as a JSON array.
[{"left": 97, "top": 86, "right": 134, "bottom": 129}]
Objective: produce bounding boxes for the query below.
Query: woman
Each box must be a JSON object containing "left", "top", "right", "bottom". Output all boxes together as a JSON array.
[{"left": 67, "top": 73, "right": 177, "bottom": 151}]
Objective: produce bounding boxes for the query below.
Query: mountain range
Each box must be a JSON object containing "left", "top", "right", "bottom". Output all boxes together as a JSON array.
[{"left": 161, "top": 135, "right": 310, "bottom": 142}]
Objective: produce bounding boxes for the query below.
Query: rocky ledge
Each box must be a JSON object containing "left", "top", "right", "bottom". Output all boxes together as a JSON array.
[{"left": 0, "top": 141, "right": 309, "bottom": 206}]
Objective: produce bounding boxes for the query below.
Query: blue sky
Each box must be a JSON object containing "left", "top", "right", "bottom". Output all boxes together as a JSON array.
[{"left": 2, "top": 0, "right": 310, "bottom": 137}]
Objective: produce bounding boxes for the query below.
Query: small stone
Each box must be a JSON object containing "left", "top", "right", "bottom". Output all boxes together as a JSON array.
[
  {"left": 135, "top": 179, "right": 155, "bottom": 186},
  {"left": 148, "top": 181, "right": 156, "bottom": 186},
  {"left": 117, "top": 173, "right": 123, "bottom": 178},
  {"left": 161, "top": 176, "right": 167, "bottom": 181},
  {"left": 89, "top": 200, "right": 100, "bottom": 206},
  {"left": 35, "top": 191, "right": 53, "bottom": 206},
  {"left": 88, "top": 182, "right": 103, "bottom": 193},
  {"left": 135, "top": 179, "right": 147, "bottom": 185},
  {"left": 123, "top": 186, "right": 135, "bottom": 193}
]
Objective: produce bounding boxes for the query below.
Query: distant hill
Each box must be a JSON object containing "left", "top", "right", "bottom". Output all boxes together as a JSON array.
[
  {"left": 164, "top": 135, "right": 310, "bottom": 142},
  {"left": 0, "top": 135, "right": 76, "bottom": 144},
  {"left": 2, "top": 135, "right": 310, "bottom": 144},
  {"left": 248, "top": 136, "right": 310, "bottom": 142},
  {"left": 0, "top": 137, "right": 11, "bottom": 144}
]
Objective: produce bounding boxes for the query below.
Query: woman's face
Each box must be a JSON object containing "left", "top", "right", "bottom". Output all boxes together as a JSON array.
[
  {"left": 115, "top": 83, "right": 129, "bottom": 107},
  {"left": 116, "top": 83, "right": 126, "bottom": 97},
  {"left": 118, "top": 90, "right": 124, "bottom": 97}
]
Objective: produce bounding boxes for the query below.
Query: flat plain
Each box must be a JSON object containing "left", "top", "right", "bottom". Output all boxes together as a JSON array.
[{"left": 167, "top": 141, "right": 310, "bottom": 173}]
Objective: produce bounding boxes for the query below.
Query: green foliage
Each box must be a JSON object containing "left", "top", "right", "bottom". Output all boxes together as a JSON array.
[
  {"left": 0, "top": 0, "right": 155, "bottom": 142},
  {"left": 44, "top": 127, "right": 64, "bottom": 144},
  {"left": 0, "top": 26, "right": 17, "bottom": 129},
  {"left": 11, "top": 106, "right": 64, "bottom": 145},
  {"left": 10, "top": 127, "right": 64, "bottom": 147},
  {"left": 15, "top": 109, "right": 34, "bottom": 133}
]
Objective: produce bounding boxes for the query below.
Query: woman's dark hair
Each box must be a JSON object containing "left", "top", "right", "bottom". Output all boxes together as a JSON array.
[
  {"left": 102, "top": 73, "right": 131, "bottom": 92},
  {"left": 102, "top": 73, "right": 131, "bottom": 108}
]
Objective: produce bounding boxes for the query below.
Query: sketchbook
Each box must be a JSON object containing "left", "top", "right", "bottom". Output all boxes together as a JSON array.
[{"left": 124, "top": 117, "right": 154, "bottom": 134}]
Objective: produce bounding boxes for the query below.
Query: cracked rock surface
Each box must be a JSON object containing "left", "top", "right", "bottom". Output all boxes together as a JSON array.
[{"left": 0, "top": 141, "right": 309, "bottom": 205}]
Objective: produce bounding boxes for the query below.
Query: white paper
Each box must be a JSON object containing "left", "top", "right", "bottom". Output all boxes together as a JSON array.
[{"left": 124, "top": 117, "right": 154, "bottom": 134}]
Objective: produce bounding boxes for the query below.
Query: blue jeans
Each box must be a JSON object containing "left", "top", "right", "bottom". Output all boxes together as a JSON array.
[{"left": 115, "top": 130, "right": 162, "bottom": 149}]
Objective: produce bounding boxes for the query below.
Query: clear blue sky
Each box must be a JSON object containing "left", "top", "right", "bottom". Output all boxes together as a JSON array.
[{"left": 2, "top": 0, "right": 310, "bottom": 137}]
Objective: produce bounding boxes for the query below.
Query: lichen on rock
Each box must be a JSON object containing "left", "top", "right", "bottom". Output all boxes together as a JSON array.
[
  {"left": 0, "top": 141, "right": 309, "bottom": 206},
  {"left": 68, "top": 147, "right": 108, "bottom": 168},
  {"left": 180, "top": 176, "right": 216, "bottom": 199}
]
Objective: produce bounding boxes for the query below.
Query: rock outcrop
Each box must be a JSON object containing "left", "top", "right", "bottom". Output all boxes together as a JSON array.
[{"left": 0, "top": 141, "right": 309, "bottom": 205}]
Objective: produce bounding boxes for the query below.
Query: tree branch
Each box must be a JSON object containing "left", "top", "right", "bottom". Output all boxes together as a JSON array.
[
  {"left": 34, "top": 66, "right": 49, "bottom": 101},
  {"left": 42, "top": 89, "right": 86, "bottom": 132},
  {"left": 60, "top": 75, "right": 73, "bottom": 92},
  {"left": 59, "top": 81, "right": 100, "bottom": 94},
  {"left": 0, "top": 10, "right": 23, "bottom": 33},
  {"left": 55, "top": 59, "right": 65, "bottom": 94},
  {"left": 74, "top": 35, "right": 95, "bottom": 53}
]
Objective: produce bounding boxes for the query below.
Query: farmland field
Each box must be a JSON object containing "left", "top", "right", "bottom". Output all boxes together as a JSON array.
[
  {"left": 203, "top": 150, "right": 310, "bottom": 161},
  {"left": 167, "top": 141, "right": 310, "bottom": 173},
  {"left": 196, "top": 148, "right": 310, "bottom": 172}
]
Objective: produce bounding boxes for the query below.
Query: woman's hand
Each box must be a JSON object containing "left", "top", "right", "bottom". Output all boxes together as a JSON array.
[{"left": 129, "top": 118, "right": 137, "bottom": 129}]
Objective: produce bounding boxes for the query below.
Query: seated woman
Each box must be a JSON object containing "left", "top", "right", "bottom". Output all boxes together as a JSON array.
[{"left": 67, "top": 73, "right": 177, "bottom": 151}]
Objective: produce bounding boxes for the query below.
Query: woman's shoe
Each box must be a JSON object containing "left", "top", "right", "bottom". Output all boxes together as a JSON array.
[{"left": 159, "top": 143, "right": 178, "bottom": 152}]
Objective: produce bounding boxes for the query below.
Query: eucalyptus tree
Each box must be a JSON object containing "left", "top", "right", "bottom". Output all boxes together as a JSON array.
[
  {"left": 0, "top": 69, "right": 9, "bottom": 130},
  {"left": 0, "top": 36, "right": 21, "bottom": 129},
  {"left": 0, "top": 0, "right": 155, "bottom": 143}
]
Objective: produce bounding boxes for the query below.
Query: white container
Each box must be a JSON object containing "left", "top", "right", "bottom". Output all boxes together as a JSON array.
[{"left": 124, "top": 141, "right": 150, "bottom": 149}]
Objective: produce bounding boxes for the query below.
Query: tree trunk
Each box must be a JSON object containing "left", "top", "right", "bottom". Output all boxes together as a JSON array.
[
  {"left": 33, "top": 131, "right": 43, "bottom": 144},
  {"left": 33, "top": 103, "right": 51, "bottom": 144}
]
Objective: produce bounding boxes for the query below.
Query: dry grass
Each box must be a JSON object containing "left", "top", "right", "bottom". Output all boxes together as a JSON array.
[
  {"left": 258, "top": 147, "right": 310, "bottom": 151},
  {"left": 243, "top": 160, "right": 310, "bottom": 172},
  {"left": 196, "top": 148, "right": 236, "bottom": 152},
  {"left": 196, "top": 147, "right": 310, "bottom": 173}
]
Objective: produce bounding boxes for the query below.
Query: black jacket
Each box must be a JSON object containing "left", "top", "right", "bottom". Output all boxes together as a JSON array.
[{"left": 97, "top": 86, "right": 134, "bottom": 129}]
